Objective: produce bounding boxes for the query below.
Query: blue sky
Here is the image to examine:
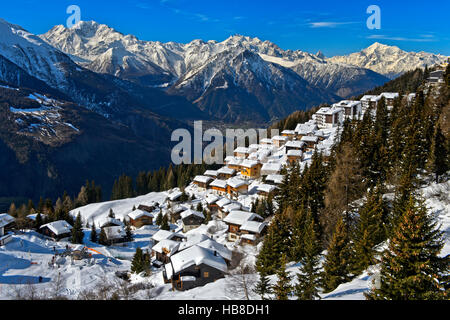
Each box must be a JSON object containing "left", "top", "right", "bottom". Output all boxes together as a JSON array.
[{"left": 1, "top": 0, "right": 449, "bottom": 56}]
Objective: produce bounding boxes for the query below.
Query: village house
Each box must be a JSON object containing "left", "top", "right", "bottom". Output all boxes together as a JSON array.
[
  {"left": 152, "top": 229, "right": 186, "bottom": 245},
  {"left": 240, "top": 159, "right": 262, "bottom": 179},
  {"left": 177, "top": 233, "right": 210, "bottom": 252},
  {"left": 197, "top": 239, "right": 232, "bottom": 265},
  {"left": 205, "top": 194, "right": 220, "bottom": 213},
  {"left": 209, "top": 179, "right": 228, "bottom": 195},
  {"left": 203, "top": 170, "right": 218, "bottom": 179},
  {"left": 285, "top": 140, "right": 306, "bottom": 153},
  {"left": 168, "top": 190, "right": 183, "bottom": 205},
  {"left": 260, "top": 162, "right": 282, "bottom": 176},
  {"left": 39, "top": 220, "right": 72, "bottom": 241},
  {"left": 360, "top": 94, "right": 382, "bottom": 111},
  {"left": 233, "top": 147, "right": 251, "bottom": 159},
  {"left": 216, "top": 166, "right": 236, "bottom": 179},
  {"left": 152, "top": 239, "right": 180, "bottom": 267},
  {"left": 226, "top": 177, "right": 249, "bottom": 198},
  {"left": 265, "top": 174, "right": 284, "bottom": 186},
  {"left": 223, "top": 210, "right": 264, "bottom": 242},
  {"left": 380, "top": 92, "right": 399, "bottom": 107},
  {"left": 103, "top": 225, "right": 127, "bottom": 245},
  {"left": 281, "top": 130, "right": 296, "bottom": 140},
  {"left": 301, "top": 135, "right": 319, "bottom": 151},
  {"left": 215, "top": 197, "right": 231, "bottom": 218},
  {"left": 180, "top": 209, "right": 205, "bottom": 233},
  {"left": 313, "top": 106, "right": 343, "bottom": 129},
  {"left": 271, "top": 135, "right": 288, "bottom": 147},
  {"left": 127, "top": 209, "right": 154, "bottom": 227},
  {"left": 257, "top": 184, "right": 277, "bottom": 198},
  {"left": 98, "top": 217, "right": 124, "bottom": 229},
  {"left": 137, "top": 203, "right": 157, "bottom": 213},
  {"left": 427, "top": 70, "right": 445, "bottom": 86},
  {"left": 163, "top": 245, "right": 228, "bottom": 291},
  {"left": 332, "top": 100, "right": 362, "bottom": 120},
  {"left": 239, "top": 220, "right": 268, "bottom": 245},
  {"left": 168, "top": 205, "right": 186, "bottom": 222},
  {"left": 294, "top": 121, "right": 318, "bottom": 139},
  {"left": 26, "top": 213, "right": 47, "bottom": 227},
  {"left": 260, "top": 138, "right": 273, "bottom": 146},
  {"left": 225, "top": 157, "right": 243, "bottom": 171},
  {"left": 218, "top": 202, "right": 242, "bottom": 220},
  {"left": 0, "top": 213, "right": 15, "bottom": 246},
  {"left": 286, "top": 149, "right": 303, "bottom": 165},
  {"left": 192, "top": 175, "right": 213, "bottom": 191},
  {"left": 248, "top": 148, "right": 272, "bottom": 163}
]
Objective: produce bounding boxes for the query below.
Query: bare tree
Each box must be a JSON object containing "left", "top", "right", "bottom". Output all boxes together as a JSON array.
[{"left": 226, "top": 264, "right": 257, "bottom": 300}]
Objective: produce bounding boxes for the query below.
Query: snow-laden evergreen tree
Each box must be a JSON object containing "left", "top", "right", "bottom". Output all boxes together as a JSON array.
[
  {"left": 131, "top": 247, "right": 144, "bottom": 274},
  {"left": 90, "top": 223, "right": 97, "bottom": 243},
  {"left": 426, "top": 124, "right": 448, "bottom": 183},
  {"left": 366, "top": 195, "right": 447, "bottom": 300},
  {"left": 71, "top": 213, "right": 84, "bottom": 244},
  {"left": 294, "top": 210, "right": 321, "bottom": 300},
  {"left": 253, "top": 271, "right": 273, "bottom": 300},
  {"left": 272, "top": 254, "right": 292, "bottom": 300},
  {"left": 351, "top": 186, "right": 387, "bottom": 275},
  {"left": 321, "top": 216, "right": 353, "bottom": 293}
]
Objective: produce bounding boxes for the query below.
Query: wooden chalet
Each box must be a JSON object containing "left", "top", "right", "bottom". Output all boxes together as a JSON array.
[
  {"left": 0, "top": 214, "right": 15, "bottom": 246},
  {"left": 103, "top": 225, "right": 127, "bottom": 245},
  {"left": 286, "top": 149, "right": 303, "bottom": 165},
  {"left": 163, "top": 245, "right": 227, "bottom": 291},
  {"left": 152, "top": 239, "right": 180, "bottom": 266},
  {"left": 223, "top": 211, "right": 264, "bottom": 243},
  {"left": 217, "top": 166, "right": 236, "bottom": 179},
  {"left": 192, "top": 175, "right": 213, "bottom": 190},
  {"left": 180, "top": 209, "right": 205, "bottom": 233},
  {"left": 127, "top": 209, "right": 154, "bottom": 227},
  {"left": 239, "top": 220, "right": 267, "bottom": 245},
  {"left": 39, "top": 220, "right": 72, "bottom": 241},
  {"left": 226, "top": 177, "right": 248, "bottom": 198},
  {"left": 209, "top": 179, "right": 228, "bottom": 195},
  {"left": 240, "top": 160, "right": 262, "bottom": 179}
]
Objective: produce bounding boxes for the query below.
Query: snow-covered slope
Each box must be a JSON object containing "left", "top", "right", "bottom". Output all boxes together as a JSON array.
[{"left": 329, "top": 42, "right": 449, "bottom": 79}]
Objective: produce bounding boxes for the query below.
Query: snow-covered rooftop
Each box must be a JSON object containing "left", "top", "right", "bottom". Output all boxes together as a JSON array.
[
  {"left": 103, "top": 225, "right": 126, "bottom": 240},
  {"left": 151, "top": 239, "right": 180, "bottom": 256},
  {"left": 180, "top": 209, "right": 205, "bottom": 220},
  {"left": 193, "top": 175, "right": 213, "bottom": 184},
  {"left": 217, "top": 166, "right": 235, "bottom": 175},
  {"left": 0, "top": 213, "right": 15, "bottom": 228},
  {"left": 265, "top": 174, "right": 284, "bottom": 184},
  {"left": 227, "top": 177, "right": 248, "bottom": 189},
  {"left": 169, "top": 245, "right": 228, "bottom": 275},
  {"left": 210, "top": 179, "right": 228, "bottom": 189},
  {"left": 223, "top": 211, "right": 262, "bottom": 226},
  {"left": 40, "top": 220, "right": 72, "bottom": 236},
  {"left": 197, "top": 239, "right": 232, "bottom": 261},
  {"left": 240, "top": 221, "right": 267, "bottom": 234},
  {"left": 128, "top": 209, "right": 154, "bottom": 220}
]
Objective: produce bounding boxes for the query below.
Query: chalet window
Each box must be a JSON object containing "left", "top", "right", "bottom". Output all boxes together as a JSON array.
[{"left": 204, "top": 272, "right": 209, "bottom": 278}]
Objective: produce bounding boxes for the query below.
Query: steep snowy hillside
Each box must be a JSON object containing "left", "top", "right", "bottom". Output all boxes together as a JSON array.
[{"left": 329, "top": 42, "right": 449, "bottom": 79}]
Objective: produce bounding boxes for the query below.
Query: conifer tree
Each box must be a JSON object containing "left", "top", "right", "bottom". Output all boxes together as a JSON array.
[
  {"left": 98, "top": 228, "right": 107, "bottom": 245},
  {"left": 131, "top": 247, "right": 144, "bottom": 274},
  {"left": 321, "top": 216, "right": 353, "bottom": 293},
  {"left": 160, "top": 214, "right": 170, "bottom": 231},
  {"left": 272, "top": 255, "right": 292, "bottom": 300},
  {"left": 108, "top": 208, "right": 115, "bottom": 219},
  {"left": 351, "top": 186, "right": 387, "bottom": 275},
  {"left": 35, "top": 212, "right": 43, "bottom": 229},
  {"left": 125, "top": 222, "right": 134, "bottom": 242},
  {"left": 426, "top": 124, "right": 448, "bottom": 183},
  {"left": 155, "top": 212, "right": 163, "bottom": 226},
  {"left": 366, "top": 196, "right": 447, "bottom": 300},
  {"left": 90, "top": 223, "right": 97, "bottom": 243},
  {"left": 294, "top": 211, "right": 322, "bottom": 300},
  {"left": 71, "top": 213, "right": 84, "bottom": 244},
  {"left": 254, "top": 271, "right": 273, "bottom": 300}
]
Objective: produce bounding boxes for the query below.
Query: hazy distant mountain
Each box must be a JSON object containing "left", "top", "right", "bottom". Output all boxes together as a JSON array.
[{"left": 328, "top": 42, "right": 449, "bottom": 79}]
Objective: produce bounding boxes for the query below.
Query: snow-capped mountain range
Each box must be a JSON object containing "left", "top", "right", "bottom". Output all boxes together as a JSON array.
[{"left": 329, "top": 42, "right": 449, "bottom": 79}]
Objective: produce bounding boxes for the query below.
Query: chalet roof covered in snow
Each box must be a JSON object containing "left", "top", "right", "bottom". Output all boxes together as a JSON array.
[
  {"left": 169, "top": 245, "right": 228, "bottom": 275},
  {"left": 128, "top": 209, "right": 154, "bottom": 220},
  {"left": 193, "top": 175, "right": 213, "bottom": 184},
  {"left": 240, "top": 221, "right": 267, "bottom": 234},
  {"left": 287, "top": 150, "right": 303, "bottom": 157},
  {"left": 209, "top": 179, "right": 228, "bottom": 189},
  {"left": 257, "top": 184, "right": 277, "bottom": 194},
  {"left": 261, "top": 162, "right": 282, "bottom": 175},
  {"left": 203, "top": 170, "right": 218, "bottom": 177},
  {"left": 285, "top": 140, "right": 305, "bottom": 148},
  {"left": 216, "top": 198, "right": 231, "bottom": 208},
  {"left": 168, "top": 190, "right": 183, "bottom": 201},
  {"left": 295, "top": 121, "right": 318, "bottom": 135},
  {"left": 226, "top": 157, "right": 243, "bottom": 166},
  {"left": 222, "top": 202, "right": 241, "bottom": 213},
  {"left": 223, "top": 211, "right": 262, "bottom": 226},
  {"left": 40, "top": 220, "right": 72, "bottom": 235},
  {"left": 26, "top": 213, "right": 47, "bottom": 221},
  {"left": 301, "top": 135, "right": 319, "bottom": 143},
  {"left": 217, "top": 166, "right": 235, "bottom": 175},
  {"left": 0, "top": 214, "right": 15, "bottom": 228},
  {"left": 271, "top": 135, "right": 287, "bottom": 142},
  {"left": 103, "top": 225, "right": 126, "bottom": 240},
  {"left": 98, "top": 217, "right": 124, "bottom": 228},
  {"left": 234, "top": 146, "right": 250, "bottom": 154},
  {"left": 180, "top": 209, "right": 205, "bottom": 220},
  {"left": 265, "top": 174, "right": 284, "bottom": 184},
  {"left": 281, "top": 130, "right": 295, "bottom": 135},
  {"left": 178, "top": 233, "right": 210, "bottom": 251},
  {"left": 205, "top": 194, "right": 220, "bottom": 204},
  {"left": 260, "top": 138, "right": 272, "bottom": 144},
  {"left": 197, "top": 239, "right": 232, "bottom": 261},
  {"left": 227, "top": 177, "right": 247, "bottom": 189},
  {"left": 151, "top": 239, "right": 180, "bottom": 256},
  {"left": 240, "top": 159, "right": 259, "bottom": 168},
  {"left": 152, "top": 229, "right": 178, "bottom": 242}
]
